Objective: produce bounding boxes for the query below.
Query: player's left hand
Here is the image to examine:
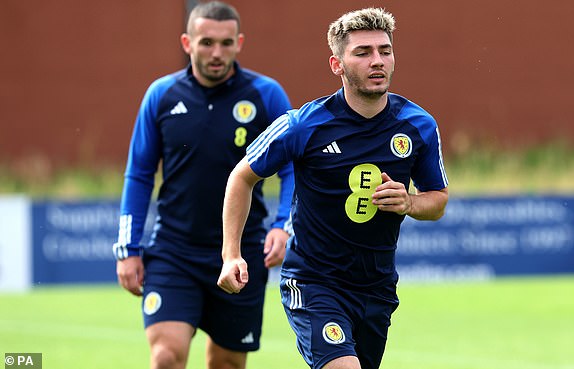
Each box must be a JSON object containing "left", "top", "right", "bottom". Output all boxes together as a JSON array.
[
  {"left": 263, "top": 228, "right": 290, "bottom": 268},
  {"left": 372, "top": 172, "right": 412, "bottom": 215}
]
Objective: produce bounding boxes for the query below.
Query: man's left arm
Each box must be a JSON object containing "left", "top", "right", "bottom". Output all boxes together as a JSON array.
[
  {"left": 374, "top": 121, "right": 449, "bottom": 220},
  {"left": 372, "top": 172, "right": 448, "bottom": 221}
]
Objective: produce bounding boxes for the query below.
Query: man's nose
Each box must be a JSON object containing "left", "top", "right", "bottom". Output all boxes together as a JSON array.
[
  {"left": 212, "top": 43, "right": 223, "bottom": 57},
  {"left": 371, "top": 53, "right": 384, "bottom": 66}
]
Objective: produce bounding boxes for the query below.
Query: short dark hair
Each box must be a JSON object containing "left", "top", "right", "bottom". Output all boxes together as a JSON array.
[{"left": 186, "top": 1, "right": 241, "bottom": 35}]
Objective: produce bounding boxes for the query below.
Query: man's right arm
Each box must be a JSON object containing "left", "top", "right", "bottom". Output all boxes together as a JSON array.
[
  {"left": 217, "top": 158, "right": 263, "bottom": 294},
  {"left": 113, "top": 159, "right": 157, "bottom": 297},
  {"left": 113, "top": 78, "right": 165, "bottom": 296}
]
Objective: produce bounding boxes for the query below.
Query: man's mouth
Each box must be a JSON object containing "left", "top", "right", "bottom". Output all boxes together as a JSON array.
[
  {"left": 368, "top": 73, "right": 385, "bottom": 79},
  {"left": 208, "top": 61, "right": 224, "bottom": 70}
]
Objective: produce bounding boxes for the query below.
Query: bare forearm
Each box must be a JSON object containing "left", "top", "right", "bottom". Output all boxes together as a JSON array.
[
  {"left": 407, "top": 188, "right": 449, "bottom": 221},
  {"left": 222, "top": 158, "right": 262, "bottom": 261}
]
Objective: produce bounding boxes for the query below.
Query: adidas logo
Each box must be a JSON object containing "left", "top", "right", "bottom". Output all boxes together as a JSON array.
[
  {"left": 322, "top": 141, "right": 341, "bottom": 154},
  {"left": 241, "top": 332, "right": 254, "bottom": 344},
  {"left": 170, "top": 101, "right": 188, "bottom": 115}
]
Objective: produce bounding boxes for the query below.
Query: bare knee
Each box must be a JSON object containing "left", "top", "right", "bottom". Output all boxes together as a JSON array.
[
  {"left": 146, "top": 321, "right": 193, "bottom": 369},
  {"left": 151, "top": 343, "right": 186, "bottom": 369}
]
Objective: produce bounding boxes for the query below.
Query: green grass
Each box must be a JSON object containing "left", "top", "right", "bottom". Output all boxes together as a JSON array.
[
  {"left": 1, "top": 276, "right": 573, "bottom": 369},
  {"left": 384, "top": 276, "right": 574, "bottom": 369}
]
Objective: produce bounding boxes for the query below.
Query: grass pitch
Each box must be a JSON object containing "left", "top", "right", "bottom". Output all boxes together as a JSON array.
[{"left": 0, "top": 275, "right": 573, "bottom": 369}]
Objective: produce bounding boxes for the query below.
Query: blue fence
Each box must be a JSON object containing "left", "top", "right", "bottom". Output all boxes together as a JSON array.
[
  {"left": 31, "top": 200, "right": 156, "bottom": 284},
  {"left": 29, "top": 196, "right": 574, "bottom": 285},
  {"left": 396, "top": 197, "right": 574, "bottom": 281}
]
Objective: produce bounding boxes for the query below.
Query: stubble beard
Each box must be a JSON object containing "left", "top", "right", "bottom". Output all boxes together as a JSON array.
[
  {"left": 196, "top": 59, "right": 233, "bottom": 84},
  {"left": 357, "top": 86, "right": 388, "bottom": 100},
  {"left": 345, "top": 68, "right": 393, "bottom": 100}
]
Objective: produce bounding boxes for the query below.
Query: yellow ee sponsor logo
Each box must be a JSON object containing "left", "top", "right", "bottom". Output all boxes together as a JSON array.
[{"left": 345, "top": 163, "right": 382, "bottom": 223}]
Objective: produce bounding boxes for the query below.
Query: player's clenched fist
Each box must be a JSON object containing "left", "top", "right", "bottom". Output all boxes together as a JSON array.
[{"left": 217, "top": 258, "right": 249, "bottom": 294}]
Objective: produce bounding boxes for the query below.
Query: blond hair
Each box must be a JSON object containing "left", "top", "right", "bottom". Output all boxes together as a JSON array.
[{"left": 327, "top": 8, "right": 396, "bottom": 57}]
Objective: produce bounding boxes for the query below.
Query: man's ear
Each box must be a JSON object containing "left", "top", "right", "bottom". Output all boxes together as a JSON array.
[
  {"left": 236, "top": 32, "right": 245, "bottom": 53},
  {"left": 329, "top": 55, "right": 343, "bottom": 76},
  {"left": 181, "top": 33, "right": 192, "bottom": 54}
]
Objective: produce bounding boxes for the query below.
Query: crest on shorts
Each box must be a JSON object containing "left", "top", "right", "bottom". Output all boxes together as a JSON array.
[
  {"left": 322, "top": 322, "right": 345, "bottom": 344},
  {"left": 143, "top": 291, "right": 162, "bottom": 315},
  {"left": 233, "top": 100, "right": 257, "bottom": 124},
  {"left": 390, "top": 133, "right": 412, "bottom": 158}
]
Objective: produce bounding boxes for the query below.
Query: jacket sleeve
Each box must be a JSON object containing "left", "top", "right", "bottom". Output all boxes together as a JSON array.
[
  {"left": 259, "top": 77, "right": 294, "bottom": 229},
  {"left": 113, "top": 77, "right": 169, "bottom": 259}
]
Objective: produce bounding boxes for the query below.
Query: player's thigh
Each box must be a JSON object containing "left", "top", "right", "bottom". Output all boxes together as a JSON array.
[
  {"left": 142, "top": 249, "right": 205, "bottom": 328},
  {"left": 354, "top": 295, "right": 398, "bottom": 369},
  {"left": 280, "top": 278, "right": 358, "bottom": 369},
  {"left": 146, "top": 321, "right": 195, "bottom": 358},
  {"left": 206, "top": 336, "right": 247, "bottom": 369},
  {"left": 322, "top": 355, "right": 361, "bottom": 369}
]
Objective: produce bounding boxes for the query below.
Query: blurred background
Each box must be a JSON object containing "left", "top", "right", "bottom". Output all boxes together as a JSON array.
[
  {"left": 1, "top": 0, "right": 573, "bottom": 183},
  {"left": 1, "top": 1, "right": 573, "bottom": 368},
  {"left": 1, "top": 0, "right": 573, "bottom": 285}
]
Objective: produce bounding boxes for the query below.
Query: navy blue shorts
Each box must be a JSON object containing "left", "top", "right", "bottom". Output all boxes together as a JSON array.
[
  {"left": 280, "top": 277, "right": 399, "bottom": 369},
  {"left": 141, "top": 243, "right": 268, "bottom": 352}
]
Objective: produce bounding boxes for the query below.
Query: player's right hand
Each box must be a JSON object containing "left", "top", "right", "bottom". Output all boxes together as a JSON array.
[
  {"left": 217, "top": 258, "right": 249, "bottom": 294},
  {"left": 116, "top": 256, "right": 144, "bottom": 296}
]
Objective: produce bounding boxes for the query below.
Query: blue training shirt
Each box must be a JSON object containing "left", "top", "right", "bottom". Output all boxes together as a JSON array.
[
  {"left": 247, "top": 88, "right": 448, "bottom": 289},
  {"left": 113, "top": 63, "right": 294, "bottom": 259}
]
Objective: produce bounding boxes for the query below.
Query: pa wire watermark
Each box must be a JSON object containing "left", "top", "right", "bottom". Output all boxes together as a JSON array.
[{"left": 4, "top": 353, "right": 42, "bottom": 368}]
